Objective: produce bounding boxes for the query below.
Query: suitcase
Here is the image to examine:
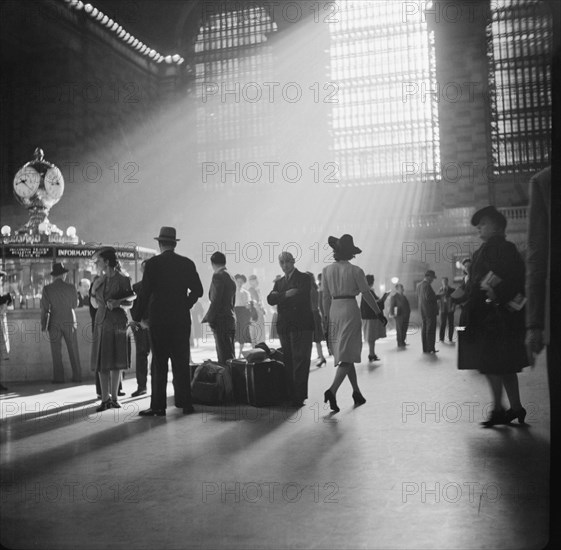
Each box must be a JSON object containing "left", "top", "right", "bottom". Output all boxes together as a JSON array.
[
  {"left": 456, "top": 327, "right": 480, "bottom": 370},
  {"left": 226, "top": 359, "right": 249, "bottom": 404},
  {"left": 245, "top": 359, "right": 285, "bottom": 407}
]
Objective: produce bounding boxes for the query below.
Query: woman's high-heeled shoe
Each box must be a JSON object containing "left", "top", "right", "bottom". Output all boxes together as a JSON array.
[
  {"left": 368, "top": 354, "right": 380, "bottom": 362},
  {"left": 316, "top": 358, "right": 326, "bottom": 367},
  {"left": 352, "top": 391, "right": 366, "bottom": 406},
  {"left": 504, "top": 407, "right": 527, "bottom": 424},
  {"left": 481, "top": 409, "right": 507, "bottom": 427},
  {"left": 324, "top": 389, "right": 340, "bottom": 413},
  {"left": 96, "top": 399, "right": 112, "bottom": 412}
]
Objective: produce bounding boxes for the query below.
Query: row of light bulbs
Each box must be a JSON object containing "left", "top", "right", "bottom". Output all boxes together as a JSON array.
[
  {"left": 63, "top": 0, "right": 185, "bottom": 65},
  {"left": 1, "top": 225, "right": 77, "bottom": 238}
]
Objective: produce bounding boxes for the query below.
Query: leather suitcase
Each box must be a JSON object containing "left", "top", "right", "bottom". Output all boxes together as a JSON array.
[
  {"left": 226, "top": 359, "right": 249, "bottom": 404},
  {"left": 245, "top": 359, "right": 285, "bottom": 407}
]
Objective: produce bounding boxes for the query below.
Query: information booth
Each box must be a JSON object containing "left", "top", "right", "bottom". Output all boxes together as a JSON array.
[{"left": 0, "top": 149, "right": 156, "bottom": 383}]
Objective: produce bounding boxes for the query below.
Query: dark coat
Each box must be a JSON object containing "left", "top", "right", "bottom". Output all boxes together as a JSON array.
[
  {"left": 267, "top": 268, "right": 314, "bottom": 334},
  {"left": 132, "top": 249, "right": 203, "bottom": 330},
  {"left": 389, "top": 292, "right": 411, "bottom": 317},
  {"left": 460, "top": 235, "right": 526, "bottom": 373},
  {"left": 416, "top": 280, "right": 438, "bottom": 318},
  {"left": 41, "top": 279, "right": 78, "bottom": 331},
  {"left": 90, "top": 272, "right": 133, "bottom": 372},
  {"left": 202, "top": 267, "right": 236, "bottom": 330}
]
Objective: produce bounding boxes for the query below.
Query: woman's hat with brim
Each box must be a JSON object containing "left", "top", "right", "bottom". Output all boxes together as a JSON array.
[
  {"left": 51, "top": 262, "right": 68, "bottom": 277},
  {"left": 155, "top": 226, "right": 180, "bottom": 243},
  {"left": 328, "top": 234, "right": 362, "bottom": 255},
  {"left": 471, "top": 206, "right": 507, "bottom": 230}
]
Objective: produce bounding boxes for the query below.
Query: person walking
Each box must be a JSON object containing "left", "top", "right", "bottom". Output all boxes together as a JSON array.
[
  {"left": 133, "top": 227, "right": 204, "bottom": 417},
  {"left": 322, "top": 235, "right": 384, "bottom": 412}
]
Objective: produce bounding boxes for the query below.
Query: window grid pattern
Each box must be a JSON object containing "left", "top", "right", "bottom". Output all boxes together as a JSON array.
[
  {"left": 329, "top": 0, "right": 440, "bottom": 186},
  {"left": 195, "top": 6, "right": 278, "bottom": 183},
  {"left": 488, "top": 0, "right": 552, "bottom": 173}
]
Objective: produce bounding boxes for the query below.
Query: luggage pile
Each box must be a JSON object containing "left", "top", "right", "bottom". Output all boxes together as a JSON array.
[{"left": 190, "top": 343, "right": 287, "bottom": 407}]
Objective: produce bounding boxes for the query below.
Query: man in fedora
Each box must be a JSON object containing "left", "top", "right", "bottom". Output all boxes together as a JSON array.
[
  {"left": 267, "top": 251, "right": 315, "bottom": 407},
  {"left": 416, "top": 269, "right": 439, "bottom": 354},
  {"left": 133, "top": 227, "right": 204, "bottom": 416},
  {"left": 40, "top": 262, "right": 82, "bottom": 383}
]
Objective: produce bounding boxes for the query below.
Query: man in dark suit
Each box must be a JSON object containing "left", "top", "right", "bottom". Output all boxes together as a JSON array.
[
  {"left": 133, "top": 227, "right": 204, "bottom": 416},
  {"left": 416, "top": 270, "right": 439, "bottom": 354},
  {"left": 40, "top": 262, "right": 82, "bottom": 383},
  {"left": 437, "top": 277, "right": 456, "bottom": 343},
  {"left": 389, "top": 283, "right": 411, "bottom": 348},
  {"left": 202, "top": 251, "right": 236, "bottom": 365},
  {"left": 267, "top": 251, "right": 314, "bottom": 407}
]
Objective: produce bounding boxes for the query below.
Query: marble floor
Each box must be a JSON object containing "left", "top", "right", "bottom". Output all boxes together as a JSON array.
[{"left": 0, "top": 329, "right": 551, "bottom": 550}]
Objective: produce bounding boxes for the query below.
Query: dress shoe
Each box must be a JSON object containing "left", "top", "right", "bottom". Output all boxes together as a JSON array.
[
  {"left": 111, "top": 400, "right": 121, "bottom": 409},
  {"left": 504, "top": 407, "right": 527, "bottom": 424},
  {"left": 183, "top": 406, "right": 196, "bottom": 415},
  {"left": 118, "top": 390, "right": 126, "bottom": 397},
  {"left": 324, "top": 389, "right": 340, "bottom": 413},
  {"left": 481, "top": 409, "right": 507, "bottom": 427},
  {"left": 352, "top": 391, "right": 366, "bottom": 406},
  {"left": 316, "top": 358, "right": 326, "bottom": 367},
  {"left": 96, "top": 399, "right": 112, "bottom": 412},
  {"left": 429, "top": 350, "right": 439, "bottom": 354},
  {"left": 139, "top": 408, "right": 166, "bottom": 417},
  {"left": 368, "top": 354, "right": 380, "bottom": 361},
  {"left": 131, "top": 388, "right": 147, "bottom": 397}
]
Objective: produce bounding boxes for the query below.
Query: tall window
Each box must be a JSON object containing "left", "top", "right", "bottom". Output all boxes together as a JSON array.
[
  {"left": 194, "top": 6, "right": 278, "bottom": 187},
  {"left": 328, "top": 0, "right": 440, "bottom": 186},
  {"left": 488, "top": 0, "right": 552, "bottom": 173}
]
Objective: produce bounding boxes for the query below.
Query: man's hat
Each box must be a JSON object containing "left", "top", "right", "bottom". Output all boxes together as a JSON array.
[
  {"left": 425, "top": 270, "right": 436, "bottom": 278},
  {"left": 470, "top": 206, "right": 507, "bottom": 231},
  {"left": 155, "top": 226, "right": 180, "bottom": 243},
  {"left": 328, "top": 234, "right": 362, "bottom": 256},
  {"left": 51, "top": 263, "right": 68, "bottom": 277}
]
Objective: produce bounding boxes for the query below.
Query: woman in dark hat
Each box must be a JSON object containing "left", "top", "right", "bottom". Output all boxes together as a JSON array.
[
  {"left": 90, "top": 247, "right": 135, "bottom": 411},
  {"left": 322, "top": 235, "right": 385, "bottom": 412},
  {"left": 460, "top": 206, "right": 528, "bottom": 426}
]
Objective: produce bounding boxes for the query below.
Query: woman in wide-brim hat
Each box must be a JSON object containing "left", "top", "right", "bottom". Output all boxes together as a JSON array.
[{"left": 321, "top": 234, "right": 385, "bottom": 412}]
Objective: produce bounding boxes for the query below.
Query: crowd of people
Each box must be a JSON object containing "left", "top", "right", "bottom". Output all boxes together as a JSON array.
[{"left": 1, "top": 191, "right": 548, "bottom": 428}]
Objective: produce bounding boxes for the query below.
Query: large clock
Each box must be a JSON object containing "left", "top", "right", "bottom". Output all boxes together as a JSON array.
[
  {"left": 44, "top": 166, "right": 65, "bottom": 200},
  {"left": 13, "top": 166, "right": 41, "bottom": 200}
]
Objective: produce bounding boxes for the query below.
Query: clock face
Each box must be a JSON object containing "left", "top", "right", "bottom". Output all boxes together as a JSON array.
[
  {"left": 13, "top": 166, "right": 41, "bottom": 198},
  {"left": 44, "top": 166, "right": 64, "bottom": 200}
]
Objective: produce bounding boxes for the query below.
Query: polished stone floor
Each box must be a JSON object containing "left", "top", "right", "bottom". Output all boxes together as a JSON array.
[{"left": 0, "top": 329, "right": 550, "bottom": 550}]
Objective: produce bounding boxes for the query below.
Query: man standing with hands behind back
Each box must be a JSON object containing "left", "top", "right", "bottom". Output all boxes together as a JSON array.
[
  {"left": 267, "top": 251, "right": 314, "bottom": 408},
  {"left": 41, "top": 262, "right": 82, "bottom": 383},
  {"left": 133, "top": 227, "right": 203, "bottom": 417}
]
